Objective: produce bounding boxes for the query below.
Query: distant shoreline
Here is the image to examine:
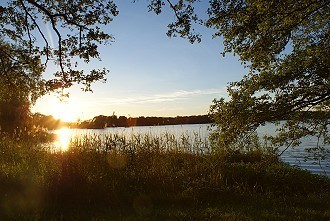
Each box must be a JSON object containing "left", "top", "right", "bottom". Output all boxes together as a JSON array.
[
  {"left": 31, "top": 113, "right": 213, "bottom": 130},
  {"left": 76, "top": 114, "right": 213, "bottom": 129}
]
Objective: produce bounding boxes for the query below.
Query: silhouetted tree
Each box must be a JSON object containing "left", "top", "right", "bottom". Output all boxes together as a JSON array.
[
  {"left": 90, "top": 115, "right": 107, "bottom": 129},
  {"left": 0, "top": 98, "right": 30, "bottom": 132},
  {"left": 0, "top": 40, "right": 45, "bottom": 132},
  {"left": 118, "top": 116, "right": 128, "bottom": 127},
  {"left": 31, "top": 113, "right": 61, "bottom": 130},
  {"left": 106, "top": 115, "right": 118, "bottom": 127}
]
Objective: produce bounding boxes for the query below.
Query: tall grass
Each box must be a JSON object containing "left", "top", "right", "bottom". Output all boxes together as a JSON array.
[
  {"left": 65, "top": 131, "right": 211, "bottom": 154},
  {"left": 0, "top": 131, "right": 329, "bottom": 220}
]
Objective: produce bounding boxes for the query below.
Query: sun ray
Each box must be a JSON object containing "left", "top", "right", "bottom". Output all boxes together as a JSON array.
[{"left": 45, "top": 22, "right": 55, "bottom": 48}]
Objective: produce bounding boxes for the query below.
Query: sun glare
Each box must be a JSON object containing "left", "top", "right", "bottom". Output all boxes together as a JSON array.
[{"left": 52, "top": 102, "right": 79, "bottom": 122}]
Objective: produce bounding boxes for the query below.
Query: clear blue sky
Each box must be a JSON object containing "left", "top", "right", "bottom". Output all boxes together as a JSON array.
[{"left": 32, "top": 1, "right": 246, "bottom": 121}]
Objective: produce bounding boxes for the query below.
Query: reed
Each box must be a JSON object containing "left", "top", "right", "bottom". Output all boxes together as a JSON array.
[{"left": 65, "top": 131, "right": 211, "bottom": 154}]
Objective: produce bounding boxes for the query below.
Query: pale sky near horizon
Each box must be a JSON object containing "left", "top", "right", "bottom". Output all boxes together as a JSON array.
[{"left": 31, "top": 1, "right": 247, "bottom": 122}]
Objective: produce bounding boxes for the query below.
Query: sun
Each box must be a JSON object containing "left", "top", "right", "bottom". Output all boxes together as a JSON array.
[{"left": 52, "top": 101, "right": 79, "bottom": 122}]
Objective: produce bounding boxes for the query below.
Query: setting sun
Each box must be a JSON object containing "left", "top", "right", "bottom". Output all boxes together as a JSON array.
[{"left": 51, "top": 101, "right": 79, "bottom": 122}]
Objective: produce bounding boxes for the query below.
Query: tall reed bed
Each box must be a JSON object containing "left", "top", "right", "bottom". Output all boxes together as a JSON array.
[{"left": 65, "top": 131, "right": 211, "bottom": 154}]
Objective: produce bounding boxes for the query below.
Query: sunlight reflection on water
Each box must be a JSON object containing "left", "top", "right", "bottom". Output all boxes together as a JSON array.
[{"left": 55, "top": 127, "right": 71, "bottom": 151}]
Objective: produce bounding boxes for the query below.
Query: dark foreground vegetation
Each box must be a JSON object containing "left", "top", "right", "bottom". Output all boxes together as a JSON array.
[{"left": 0, "top": 132, "right": 329, "bottom": 221}]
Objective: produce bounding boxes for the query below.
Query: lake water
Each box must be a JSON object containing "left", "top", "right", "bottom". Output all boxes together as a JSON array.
[{"left": 51, "top": 124, "right": 330, "bottom": 177}]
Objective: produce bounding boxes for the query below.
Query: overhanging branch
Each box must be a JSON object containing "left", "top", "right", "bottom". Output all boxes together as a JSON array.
[
  {"left": 19, "top": 0, "right": 50, "bottom": 64},
  {"left": 25, "top": 0, "right": 66, "bottom": 77}
]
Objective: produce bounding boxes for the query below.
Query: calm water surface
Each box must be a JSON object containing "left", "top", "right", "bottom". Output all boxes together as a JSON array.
[{"left": 52, "top": 124, "right": 330, "bottom": 177}]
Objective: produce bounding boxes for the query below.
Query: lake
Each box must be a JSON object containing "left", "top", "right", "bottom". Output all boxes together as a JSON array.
[{"left": 51, "top": 123, "right": 330, "bottom": 177}]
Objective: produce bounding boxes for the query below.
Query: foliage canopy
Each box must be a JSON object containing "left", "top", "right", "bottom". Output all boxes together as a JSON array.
[
  {"left": 0, "top": 40, "right": 45, "bottom": 131},
  {"left": 0, "top": 0, "right": 118, "bottom": 94},
  {"left": 148, "top": 0, "right": 329, "bottom": 151}
]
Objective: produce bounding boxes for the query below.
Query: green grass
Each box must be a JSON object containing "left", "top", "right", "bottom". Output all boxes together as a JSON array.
[{"left": 0, "top": 132, "right": 329, "bottom": 220}]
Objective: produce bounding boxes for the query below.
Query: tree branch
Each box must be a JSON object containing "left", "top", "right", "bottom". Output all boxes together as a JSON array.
[
  {"left": 19, "top": 0, "right": 50, "bottom": 63},
  {"left": 52, "top": 12, "right": 89, "bottom": 31},
  {"left": 278, "top": 139, "right": 294, "bottom": 156},
  {"left": 21, "top": 1, "right": 33, "bottom": 53},
  {"left": 26, "top": 0, "right": 65, "bottom": 78},
  {"left": 167, "top": 0, "right": 182, "bottom": 22}
]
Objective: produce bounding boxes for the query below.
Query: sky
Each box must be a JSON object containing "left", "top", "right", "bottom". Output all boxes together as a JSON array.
[{"left": 31, "top": 1, "right": 247, "bottom": 122}]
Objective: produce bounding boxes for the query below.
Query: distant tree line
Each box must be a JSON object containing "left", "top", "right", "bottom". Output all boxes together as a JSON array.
[
  {"left": 0, "top": 112, "right": 66, "bottom": 134},
  {"left": 77, "top": 115, "right": 213, "bottom": 129},
  {"left": 30, "top": 113, "right": 68, "bottom": 130}
]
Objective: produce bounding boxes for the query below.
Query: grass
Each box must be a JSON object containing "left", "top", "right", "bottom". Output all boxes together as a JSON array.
[{"left": 0, "top": 131, "right": 329, "bottom": 220}]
